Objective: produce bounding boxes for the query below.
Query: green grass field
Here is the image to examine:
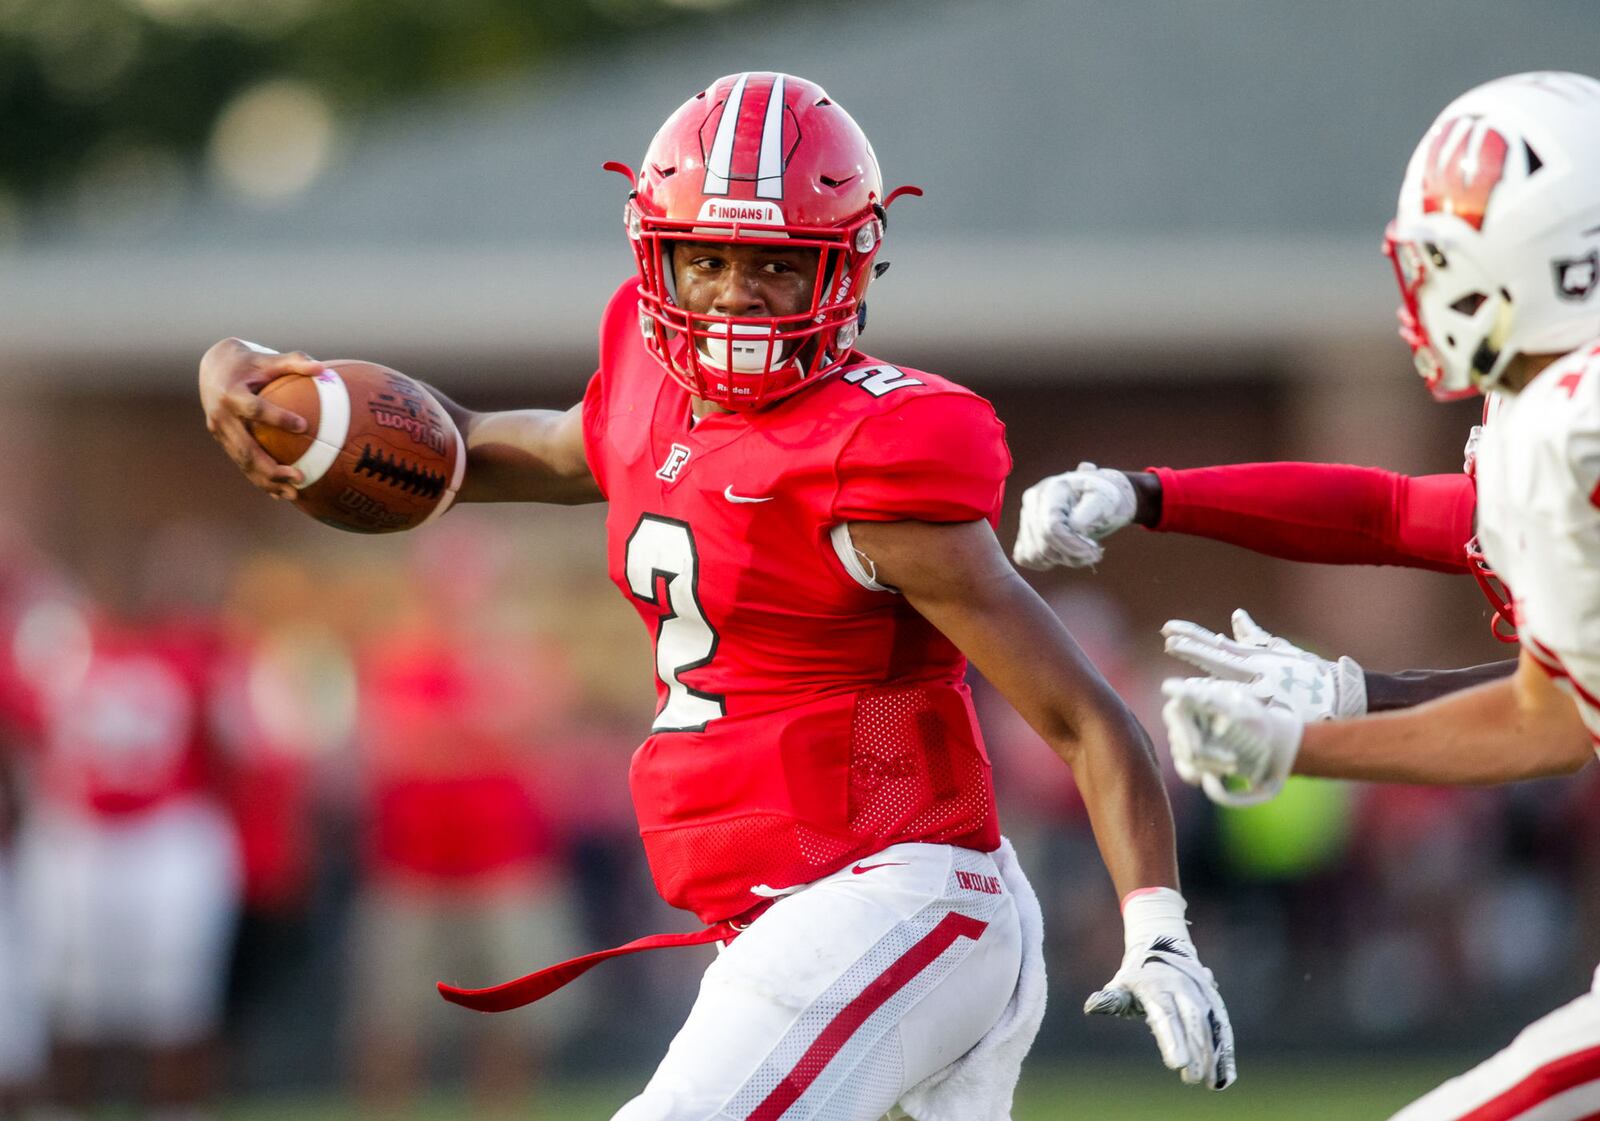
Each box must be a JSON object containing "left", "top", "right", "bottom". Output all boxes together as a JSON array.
[{"left": 224, "top": 1057, "right": 1471, "bottom": 1120}]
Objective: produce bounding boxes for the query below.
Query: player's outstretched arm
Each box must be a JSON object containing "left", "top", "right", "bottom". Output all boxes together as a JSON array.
[
  {"left": 1146, "top": 463, "right": 1476, "bottom": 572},
  {"left": 422, "top": 385, "right": 601, "bottom": 506},
  {"left": 1363, "top": 661, "right": 1519, "bottom": 711},
  {"left": 198, "top": 338, "right": 602, "bottom": 506},
  {"left": 850, "top": 516, "right": 1236, "bottom": 1090},
  {"left": 1163, "top": 649, "right": 1592, "bottom": 799},
  {"left": 1161, "top": 608, "right": 1518, "bottom": 720},
  {"left": 1015, "top": 460, "right": 1477, "bottom": 573}
]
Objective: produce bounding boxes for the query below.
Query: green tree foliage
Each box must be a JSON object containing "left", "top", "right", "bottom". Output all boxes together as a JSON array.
[{"left": 0, "top": 0, "right": 737, "bottom": 205}]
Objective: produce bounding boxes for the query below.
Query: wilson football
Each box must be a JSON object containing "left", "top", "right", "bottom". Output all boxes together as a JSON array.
[{"left": 252, "top": 360, "right": 465, "bottom": 534}]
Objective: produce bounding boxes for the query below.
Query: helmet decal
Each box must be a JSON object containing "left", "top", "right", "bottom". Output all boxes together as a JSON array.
[
  {"left": 695, "top": 198, "right": 785, "bottom": 227},
  {"left": 1421, "top": 116, "right": 1510, "bottom": 231},
  {"left": 1555, "top": 251, "right": 1599, "bottom": 301},
  {"left": 701, "top": 72, "right": 790, "bottom": 200}
]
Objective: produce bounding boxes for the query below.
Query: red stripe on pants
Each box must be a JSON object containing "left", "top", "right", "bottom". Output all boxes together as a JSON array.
[
  {"left": 1457, "top": 1044, "right": 1600, "bottom": 1121},
  {"left": 746, "top": 911, "right": 988, "bottom": 1121}
]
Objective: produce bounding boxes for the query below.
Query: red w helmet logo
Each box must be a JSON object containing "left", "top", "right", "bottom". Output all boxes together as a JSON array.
[{"left": 1421, "top": 116, "right": 1510, "bottom": 231}]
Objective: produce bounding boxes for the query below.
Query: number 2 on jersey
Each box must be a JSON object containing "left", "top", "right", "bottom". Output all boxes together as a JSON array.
[{"left": 625, "top": 515, "right": 727, "bottom": 732}]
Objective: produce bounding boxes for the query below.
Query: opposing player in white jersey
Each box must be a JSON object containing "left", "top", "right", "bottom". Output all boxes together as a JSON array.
[{"left": 1162, "top": 72, "right": 1600, "bottom": 1120}]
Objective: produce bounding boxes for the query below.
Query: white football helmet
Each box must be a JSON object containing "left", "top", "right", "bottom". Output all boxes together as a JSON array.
[{"left": 1386, "top": 71, "right": 1600, "bottom": 399}]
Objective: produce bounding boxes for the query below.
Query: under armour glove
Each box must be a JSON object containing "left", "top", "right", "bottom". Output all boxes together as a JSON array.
[
  {"left": 1012, "top": 463, "right": 1137, "bottom": 570},
  {"left": 1161, "top": 609, "right": 1366, "bottom": 722},
  {"left": 1160, "top": 676, "right": 1305, "bottom": 807},
  {"left": 1086, "top": 887, "right": 1236, "bottom": 1090}
]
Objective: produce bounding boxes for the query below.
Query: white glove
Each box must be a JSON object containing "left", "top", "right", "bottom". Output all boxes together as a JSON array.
[
  {"left": 1012, "top": 463, "right": 1137, "bottom": 570},
  {"left": 1160, "top": 677, "right": 1305, "bottom": 807},
  {"left": 1085, "top": 887, "right": 1237, "bottom": 1090},
  {"left": 1161, "top": 609, "right": 1366, "bottom": 722}
]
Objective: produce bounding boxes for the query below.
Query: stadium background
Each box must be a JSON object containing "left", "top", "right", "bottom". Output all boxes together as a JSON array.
[{"left": 3, "top": 0, "right": 1599, "bottom": 1116}]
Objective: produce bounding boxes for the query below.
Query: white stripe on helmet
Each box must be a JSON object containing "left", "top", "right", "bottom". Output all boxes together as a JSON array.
[
  {"left": 702, "top": 72, "right": 749, "bottom": 196},
  {"left": 757, "top": 74, "right": 785, "bottom": 200}
]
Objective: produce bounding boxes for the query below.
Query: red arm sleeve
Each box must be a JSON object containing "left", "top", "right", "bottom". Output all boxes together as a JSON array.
[{"left": 1148, "top": 463, "right": 1477, "bottom": 573}]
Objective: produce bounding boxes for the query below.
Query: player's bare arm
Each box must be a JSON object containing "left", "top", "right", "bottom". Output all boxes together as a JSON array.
[
  {"left": 421, "top": 386, "right": 601, "bottom": 505},
  {"left": 849, "top": 517, "right": 1177, "bottom": 898},
  {"left": 1164, "top": 650, "right": 1592, "bottom": 801},
  {"left": 1296, "top": 652, "right": 1592, "bottom": 785},
  {"left": 851, "top": 515, "right": 1235, "bottom": 1088}
]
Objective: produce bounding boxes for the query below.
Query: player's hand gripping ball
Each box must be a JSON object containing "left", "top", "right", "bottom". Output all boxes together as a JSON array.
[{"left": 251, "top": 360, "right": 465, "bottom": 533}]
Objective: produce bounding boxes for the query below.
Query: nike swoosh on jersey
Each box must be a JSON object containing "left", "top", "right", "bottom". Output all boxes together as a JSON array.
[
  {"left": 850, "top": 861, "right": 909, "bottom": 874},
  {"left": 724, "top": 486, "right": 775, "bottom": 504}
]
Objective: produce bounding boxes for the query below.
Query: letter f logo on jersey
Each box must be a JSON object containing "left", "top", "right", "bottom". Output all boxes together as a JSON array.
[
  {"left": 700, "top": 72, "right": 794, "bottom": 202},
  {"left": 1421, "top": 116, "right": 1510, "bottom": 231},
  {"left": 657, "top": 443, "right": 692, "bottom": 482}
]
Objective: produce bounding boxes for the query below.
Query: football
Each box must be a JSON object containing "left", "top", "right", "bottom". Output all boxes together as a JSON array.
[{"left": 252, "top": 360, "right": 465, "bottom": 534}]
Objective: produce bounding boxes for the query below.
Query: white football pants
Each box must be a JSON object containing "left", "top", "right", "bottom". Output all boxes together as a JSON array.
[
  {"left": 0, "top": 851, "right": 47, "bottom": 1084},
  {"left": 19, "top": 799, "right": 243, "bottom": 1046},
  {"left": 1390, "top": 965, "right": 1600, "bottom": 1121},
  {"left": 612, "top": 842, "right": 1023, "bottom": 1121}
]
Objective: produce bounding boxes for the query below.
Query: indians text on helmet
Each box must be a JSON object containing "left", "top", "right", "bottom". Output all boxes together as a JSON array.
[{"left": 1421, "top": 116, "right": 1510, "bottom": 232}]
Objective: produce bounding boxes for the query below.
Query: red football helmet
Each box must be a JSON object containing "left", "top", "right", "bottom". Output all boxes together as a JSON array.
[{"left": 611, "top": 72, "right": 917, "bottom": 410}]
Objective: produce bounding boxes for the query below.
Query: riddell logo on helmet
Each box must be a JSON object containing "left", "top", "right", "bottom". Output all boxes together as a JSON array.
[
  {"left": 1421, "top": 116, "right": 1510, "bottom": 231},
  {"left": 696, "top": 199, "right": 784, "bottom": 226}
]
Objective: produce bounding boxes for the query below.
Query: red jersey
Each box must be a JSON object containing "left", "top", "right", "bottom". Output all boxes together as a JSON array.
[
  {"left": 358, "top": 633, "right": 556, "bottom": 886},
  {"left": 37, "top": 619, "right": 222, "bottom": 818},
  {"left": 583, "top": 281, "right": 1009, "bottom": 923}
]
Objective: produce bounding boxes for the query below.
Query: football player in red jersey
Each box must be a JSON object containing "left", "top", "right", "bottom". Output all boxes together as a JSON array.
[
  {"left": 199, "top": 72, "right": 1234, "bottom": 1118},
  {"left": 9, "top": 598, "right": 243, "bottom": 1121},
  {"left": 1163, "top": 73, "right": 1600, "bottom": 1121}
]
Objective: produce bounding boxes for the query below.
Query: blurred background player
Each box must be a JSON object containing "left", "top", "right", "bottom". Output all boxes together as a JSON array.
[
  {"left": 1163, "top": 71, "right": 1600, "bottom": 1121},
  {"left": 198, "top": 70, "right": 1235, "bottom": 1119},
  {"left": 0, "top": 539, "right": 66, "bottom": 1120},
  {"left": 343, "top": 522, "right": 579, "bottom": 1118},
  {"left": 12, "top": 582, "right": 243, "bottom": 1121},
  {"left": 0, "top": 740, "right": 43, "bottom": 1121}
]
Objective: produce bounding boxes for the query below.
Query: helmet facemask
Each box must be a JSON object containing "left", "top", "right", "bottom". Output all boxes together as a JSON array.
[
  {"left": 627, "top": 211, "right": 882, "bottom": 411},
  {"left": 1383, "top": 224, "right": 1516, "bottom": 400}
]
